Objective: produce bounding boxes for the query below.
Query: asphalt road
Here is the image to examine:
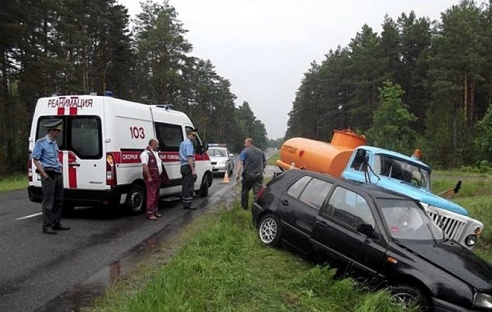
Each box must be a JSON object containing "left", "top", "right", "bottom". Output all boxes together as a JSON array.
[{"left": 0, "top": 149, "right": 278, "bottom": 312}]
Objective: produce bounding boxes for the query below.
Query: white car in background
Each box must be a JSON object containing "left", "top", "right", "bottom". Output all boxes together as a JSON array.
[{"left": 208, "top": 144, "right": 234, "bottom": 177}]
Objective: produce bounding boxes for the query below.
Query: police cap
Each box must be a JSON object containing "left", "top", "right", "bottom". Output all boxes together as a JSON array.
[
  {"left": 44, "top": 118, "right": 63, "bottom": 131},
  {"left": 186, "top": 127, "right": 197, "bottom": 136}
]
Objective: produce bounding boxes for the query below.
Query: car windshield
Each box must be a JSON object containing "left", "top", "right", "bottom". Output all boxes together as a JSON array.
[
  {"left": 379, "top": 199, "right": 443, "bottom": 241},
  {"left": 373, "top": 155, "right": 431, "bottom": 189},
  {"left": 209, "top": 148, "right": 226, "bottom": 157}
]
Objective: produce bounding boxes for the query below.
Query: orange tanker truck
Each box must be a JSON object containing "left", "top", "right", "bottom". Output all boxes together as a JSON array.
[
  {"left": 275, "top": 129, "right": 366, "bottom": 176},
  {"left": 275, "top": 129, "right": 483, "bottom": 250}
]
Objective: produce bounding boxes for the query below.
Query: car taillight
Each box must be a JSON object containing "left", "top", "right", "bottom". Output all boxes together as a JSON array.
[
  {"left": 106, "top": 153, "right": 117, "bottom": 187},
  {"left": 27, "top": 154, "right": 32, "bottom": 182},
  {"left": 257, "top": 186, "right": 266, "bottom": 200}
]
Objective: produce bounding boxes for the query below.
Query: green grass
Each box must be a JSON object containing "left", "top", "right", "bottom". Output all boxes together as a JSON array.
[
  {"left": 0, "top": 174, "right": 27, "bottom": 193},
  {"left": 2, "top": 169, "right": 491, "bottom": 311},
  {"left": 84, "top": 205, "right": 410, "bottom": 312},
  {"left": 268, "top": 151, "right": 280, "bottom": 166}
]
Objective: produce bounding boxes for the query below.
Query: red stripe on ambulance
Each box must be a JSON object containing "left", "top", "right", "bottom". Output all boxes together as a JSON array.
[
  {"left": 116, "top": 151, "right": 181, "bottom": 164},
  {"left": 120, "top": 151, "right": 141, "bottom": 163},
  {"left": 67, "top": 152, "right": 77, "bottom": 188},
  {"left": 160, "top": 151, "right": 180, "bottom": 162},
  {"left": 69, "top": 106, "right": 78, "bottom": 115}
]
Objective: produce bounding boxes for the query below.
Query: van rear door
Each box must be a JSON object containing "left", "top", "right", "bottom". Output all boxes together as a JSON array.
[{"left": 34, "top": 116, "right": 106, "bottom": 191}]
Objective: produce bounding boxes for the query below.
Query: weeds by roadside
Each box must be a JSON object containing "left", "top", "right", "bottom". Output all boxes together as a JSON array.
[
  {"left": 0, "top": 174, "right": 27, "bottom": 193},
  {"left": 3, "top": 170, "right": 491, "bottom": 311},
  {"left": 84, "top": 206, "right": 409, "bottom": 312}
]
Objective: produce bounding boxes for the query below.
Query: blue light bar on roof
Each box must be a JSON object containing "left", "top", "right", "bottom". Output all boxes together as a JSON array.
[
  {"left": 155, "top": 104, "right": 174, "bottom": 110},
  {"left": 209, "top": 143, "right": 228, "bottom": 147}
]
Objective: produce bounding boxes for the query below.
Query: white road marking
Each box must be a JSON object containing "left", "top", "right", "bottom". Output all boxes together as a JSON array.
[{"left": 16, "top": 212, "right": 42, "bottom": 220}]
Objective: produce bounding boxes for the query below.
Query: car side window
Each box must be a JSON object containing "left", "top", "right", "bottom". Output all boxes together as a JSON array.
[
  {"left": 286, "top": 176, "right": 311, "bottom": 199},
  {"left": 327, "top": 187, "right": 376, "bottom": 229},
  {"left": 298, "top": 178, "right": 333, "bottom": 210}
]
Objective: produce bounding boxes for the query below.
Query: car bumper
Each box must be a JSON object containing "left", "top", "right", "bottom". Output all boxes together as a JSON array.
[
  {"left": 432, "top": 297, "right": 478, "bottom": 312},
  {"left": 212, "top": 166, "right": 227, "bottom": 173},
  {"left": 252, "top": 202, "right": 265, "bottom": 227},
  {"left": 27, "top": 185, "right": 131, "bottom": 207}
]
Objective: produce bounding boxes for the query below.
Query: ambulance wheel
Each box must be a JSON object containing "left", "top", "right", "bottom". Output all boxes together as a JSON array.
[
  {"left": 127, "top": 183, "right": 145, "bottom": 215},
  {"left": 197, "top": 176, "right": 209, "bottom": 197}
]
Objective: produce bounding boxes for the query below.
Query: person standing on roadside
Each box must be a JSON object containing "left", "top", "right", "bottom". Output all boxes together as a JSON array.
[
  {"left": 235, "top": 138, "right": 267, "bottom": 210},
  {"left": 140, "top": 138, "right": 162, "bottom": 220},
  {"left": 179, "top": 128, "right": 197, "bottom": 210},
  {"left": 32, "top": 118, "right": 70, "bottom": 234}
]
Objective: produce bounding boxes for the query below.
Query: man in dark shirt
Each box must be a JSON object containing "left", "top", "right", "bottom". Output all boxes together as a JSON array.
[{"left": 235, "top": 138, "right": 266, "bottom": 209}]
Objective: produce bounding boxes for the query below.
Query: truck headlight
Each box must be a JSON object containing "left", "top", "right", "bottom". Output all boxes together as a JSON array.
[
  {"left": 473, "top": 292, "right": 492, "bottom": 309},
  {"left": 465, "top": 234, "right": 478, "bottom": 247}
]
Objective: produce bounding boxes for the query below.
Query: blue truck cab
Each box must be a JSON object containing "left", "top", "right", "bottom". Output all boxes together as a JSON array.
[{"left": 342, "top": 146, "right": 483, "bottom": 248}]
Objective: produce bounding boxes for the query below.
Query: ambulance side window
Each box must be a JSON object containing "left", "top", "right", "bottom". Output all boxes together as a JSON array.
[
  {"left": 70, "top": 117, "right": 102, "bottom": 159},
  {"left": 155, "top": 122, "right": 183, "bottom": 152}
]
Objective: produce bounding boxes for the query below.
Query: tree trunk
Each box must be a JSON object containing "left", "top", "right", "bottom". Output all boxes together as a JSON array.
[
  {"left": 464, "top": 74, "right": 468, "bottom": 121},
  {"left": 470, "top": 79, "right": 475, "bottom": 123},
  {"left": 1, "top": 49, "right": 14, "bottom": 171}
]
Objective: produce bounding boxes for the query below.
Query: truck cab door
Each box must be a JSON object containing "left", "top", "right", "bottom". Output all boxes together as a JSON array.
[{"left": 341, "top": 148, "right": 375, "bottom": 183}]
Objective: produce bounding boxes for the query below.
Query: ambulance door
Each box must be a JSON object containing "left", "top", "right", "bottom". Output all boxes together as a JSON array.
[
  {"left": 32, "top": 116, "right": 105, "bottom": 191},
  {"left": 65, "top": 116, "right": 106, "bottom": 190},
  {"left": 154, "top": 121, "right": 184, "bottom": 194}
]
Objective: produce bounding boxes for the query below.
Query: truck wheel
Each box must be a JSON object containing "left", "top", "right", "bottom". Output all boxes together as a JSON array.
[
  {"left": 127, "top": 183, "right": 145, "bottom": 215},
  {"left": 258, "top": 214, "right": 282, "bottom": 247},
  {"left": 390, "top": 284, "right": 430, "bottom": 311},
  {"left": 197, "top": 176, "right": 209, "bottom": 197}
]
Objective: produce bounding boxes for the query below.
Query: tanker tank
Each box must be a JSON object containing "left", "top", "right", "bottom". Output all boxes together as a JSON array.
[{"left": 276, "top": 130, "right": 366, "bottom": 177}]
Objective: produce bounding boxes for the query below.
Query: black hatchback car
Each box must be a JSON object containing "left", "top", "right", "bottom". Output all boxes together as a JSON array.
[{"left": 252, "top": 169, "right": 492, "bottom": 311}]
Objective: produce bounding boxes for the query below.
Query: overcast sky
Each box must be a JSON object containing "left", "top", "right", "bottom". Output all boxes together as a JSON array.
[{"left": 117, "top": 0, "right": 464, "bottom": 139}]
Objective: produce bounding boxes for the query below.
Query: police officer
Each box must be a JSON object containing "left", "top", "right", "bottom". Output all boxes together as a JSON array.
[
  {"left": 179, "top": 128, "right": 197, "bottom": 210},
  {"left": 32, "top": 118, "right": 70, "bottom": 234}
]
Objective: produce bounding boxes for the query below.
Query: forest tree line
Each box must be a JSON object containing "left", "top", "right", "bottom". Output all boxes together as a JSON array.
[
  {"left": 286, "top": 0, "right": 492, "bottom": 170},
  {"left": 3, "top": 0, "right": 492, "bottom": 177},
  {"left": 0, "top": 0, "right": 267, "bottom": 176}
]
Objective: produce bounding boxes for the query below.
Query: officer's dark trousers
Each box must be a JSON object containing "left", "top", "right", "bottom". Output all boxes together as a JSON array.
[
  {"left": 181, "top": 165, "right": 194, "bottom": 209},
  {"left": 241, "top": 173, "right": 263, "bottom": 209},
  {"left": 41, "top": 172, "right": 63, "bottom": 230}
]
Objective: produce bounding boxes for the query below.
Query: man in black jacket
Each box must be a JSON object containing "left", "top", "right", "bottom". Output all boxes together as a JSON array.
[{"left": 235, "top": 138, "right": 266, "bottom": 209}]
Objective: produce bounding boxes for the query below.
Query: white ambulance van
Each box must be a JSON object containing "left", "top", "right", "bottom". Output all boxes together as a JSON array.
[{"left": 27, "top": 94, "right": 213, "bottom": 214}]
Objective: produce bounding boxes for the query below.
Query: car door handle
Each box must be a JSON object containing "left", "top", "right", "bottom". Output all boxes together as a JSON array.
[
  {"left": 280, "top": 199, "right": 289, "bottom": 206},
  {"left": 316, "top": 220, "right": 328, "bottom": 228},
  {"left": 69, "top": 163, "right": 80, "bottom": 167}
]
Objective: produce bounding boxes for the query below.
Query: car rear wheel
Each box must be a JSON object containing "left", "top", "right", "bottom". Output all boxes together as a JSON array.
[
  {"left": 227, "top": 162, "right": 234, "bottom": 177},
  {"left": 390, "top": 284, "right": 431, "bottom": 311},
  {"left": 258, "top": 214, "right": 282, "bottom": 247}
]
